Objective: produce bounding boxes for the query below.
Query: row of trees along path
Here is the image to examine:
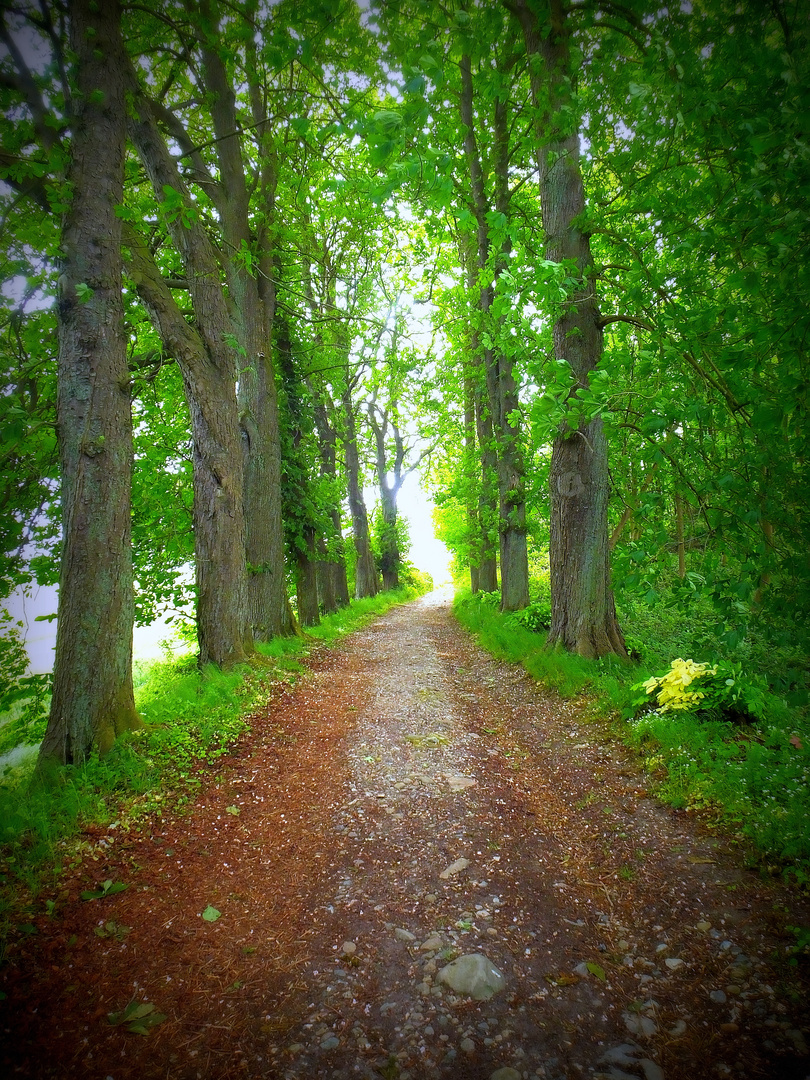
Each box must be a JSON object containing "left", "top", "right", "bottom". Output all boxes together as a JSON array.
[
  {"left": 2, "top": 0, "right": 808, "bottom": 770},
  {"left": 2, "top": 595, "right": 809, "bottom": 1079}
]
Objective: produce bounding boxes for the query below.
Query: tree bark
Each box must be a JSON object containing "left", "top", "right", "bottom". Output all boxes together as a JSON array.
[
  {"left": 510, "top": 0, "right": 626, "bottom": 656},
  {"left": 675, "top": 490, "right": 686, "bottom": 579},
  {"left": 367, "top": 403, "right": 403, "bottom": 592},
  {"left": 475, "top": 386, "right": 499, "bottom": 594},
  {"left": 463, "top": 368, "right": 480, "bottom": 592},
  {"left": 312, "top": 398, "right": 350, "bottom": 612},
  {"left": 296, "top": 526, "right": 320, "bottom": 627},
  {"left": 459, "top": 51, "right": 529, "bottom": 611},
  {"left": 199, "top": 18, "right": 290, "bottom": 640},
  {"left": 343, "top": 384, "right": 378, "bottom": 598},
  {"left": 127, "top": 90, "right": 251, "bottom": 668},
  {"left": 38, "top": 0, "right": 141, "bottom": 768}
]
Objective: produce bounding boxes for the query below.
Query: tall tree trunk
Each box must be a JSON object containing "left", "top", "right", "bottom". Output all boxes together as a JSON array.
[
  {"left": 38, "top": 0, "right": 141, "bottom": 769},
  {"left": 475, "top": 383, "right": 500, "bottom": 594},
  {"left": 343, "top": 385, "right": 378, "bottom": 598},
  {"left": 127, "top": 91, "right": 251, "bottom": 668},
  {"left": 459, "top": 51, "right": 529, "bottom": 611},
  {"left": 367, "top": 403, "right": 402, "bottom": 592},
  {"left": 459, "top": 233, "right": 498, "bottom": 595},
  {"left": 511, "top": 0, "right": 625, "bottom": 656},
  {"left": 675, "top": 490, "right": 686, "bottom": 579},
  {"left": 199, "top": 19, "right": 291, "bottom": 640},
  {"left": 463, "top": 368, "right": 480, "bottom": 593},
  {"left": 312, "top": 399, "right": 350, "bottom": 612},
  {"left": 296, "top": 526, "right": 320, "bottom": 627}
]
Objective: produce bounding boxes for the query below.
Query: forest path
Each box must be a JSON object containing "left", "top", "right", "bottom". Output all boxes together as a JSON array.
[{"left": 2, "top": 593, "right": 809, "bottom": 1080}]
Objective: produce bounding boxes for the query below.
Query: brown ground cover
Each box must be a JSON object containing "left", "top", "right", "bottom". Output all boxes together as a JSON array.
[{"left": 1, "top": 593, "right": 808, "bottom": 1080}]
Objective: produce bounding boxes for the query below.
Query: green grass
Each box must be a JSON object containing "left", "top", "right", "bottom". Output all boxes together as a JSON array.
[
  {"left": 0, "top": 584, "right": 426, "bottom": 925},
  {"left": 453, "top": 585, "right": 810, "bottom": 886}
]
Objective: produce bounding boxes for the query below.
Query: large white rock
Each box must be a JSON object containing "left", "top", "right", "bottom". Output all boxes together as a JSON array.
[{"left": 436, "top": 953, "right": 505, "bottom": 1000}]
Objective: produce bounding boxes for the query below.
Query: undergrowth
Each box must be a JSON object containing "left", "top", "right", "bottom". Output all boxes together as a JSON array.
[
  {"left": 0, "top": 585, "right": 425, "bottom": 926},
  {"left": 453, "top": 585, "right": 810, "bottom": 886}
]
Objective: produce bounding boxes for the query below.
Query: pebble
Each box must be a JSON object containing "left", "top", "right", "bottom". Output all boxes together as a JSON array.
[
  {"left": 341, "top": 941, "right": 356, "bottom": 955},
  {"left": 665, "top": 958, "right": 684, "bottom": 970},
  {"left": 640, "top": 1061, "right": 665, "bottom": 1080},
  {"left": 395, "top": 927, "right": 417, "bottom": 943},
  {"left": 623, "top": 1013, "right": 657, "bottom": 1037},
  {"left": 600, "top": 1045, "right": 643, "bottom": 1067},
  {"left": 460, "top": 1037, "right": 476, "bottom": 1053},
  {"left": 320, "top": 1035, "right": 340, "bottom": 1050},
  {"left": 709, "top": 990, "right": 727, "bottom": 1004},
  {"left": 696, "top": 921, "right": 712, "bottom": 932},
  {"left": 491, "top": 1069, "right": 522, "bottom": 1080}
]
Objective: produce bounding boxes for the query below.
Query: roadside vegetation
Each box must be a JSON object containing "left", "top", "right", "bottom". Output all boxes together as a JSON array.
[
  {"left": 454, "top": 571, "right": 810, "bottom": 888},
  {"left": 0, "top": 581, "right": 429, "bottom": 929}
]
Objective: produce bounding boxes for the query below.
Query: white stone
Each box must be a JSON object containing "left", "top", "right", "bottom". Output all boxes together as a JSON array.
[{"left": 437, "top": 953, "right": 505, "bottom": 1000}]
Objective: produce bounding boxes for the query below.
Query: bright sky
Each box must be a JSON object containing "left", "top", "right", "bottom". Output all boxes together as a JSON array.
[{"left": 396, "top": 474, "right": 452, "bottom": 586}]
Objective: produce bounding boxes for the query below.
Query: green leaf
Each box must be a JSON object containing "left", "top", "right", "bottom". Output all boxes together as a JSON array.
[
  {"left": 586, "top": 962, "right": 606, "bottom": 981},
  {"left": 201, "top": 905, "right": 221, "bottom": 922},
  {"left": 81, "top": 879, "right": 128, "bottom": 900}
]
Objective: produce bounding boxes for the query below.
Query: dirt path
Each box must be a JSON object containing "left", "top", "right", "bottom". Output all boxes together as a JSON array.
[{"left": 2, "top": 593, "right": 809, "bottom": 1080}]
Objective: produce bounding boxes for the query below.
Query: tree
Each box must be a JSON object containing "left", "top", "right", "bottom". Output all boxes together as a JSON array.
[
  {"left": 508, "top": 0, "right": 626, "bottom": 657},
  {"left": 38, "top": 0, "right": 142, "bottom": 766}
]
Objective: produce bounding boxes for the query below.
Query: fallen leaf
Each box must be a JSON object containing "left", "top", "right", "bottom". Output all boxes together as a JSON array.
[
  {"left": 108, "top": 1000, "right": 167, "bottom": 1035},
  {"left": 586, "top": 962, "right": 607, "bottom": 981},
  {"left": 439, "top": 858, "right": 470, "bottom": 880},
  {"left": 789, "top": 735, "right": 803, "bottom": 750},
  {"left": 201, "top": 905, "right": 221, "bottom": 922},
  {"left": 225, "top": 805, "right": 241, "bottom": 815}
]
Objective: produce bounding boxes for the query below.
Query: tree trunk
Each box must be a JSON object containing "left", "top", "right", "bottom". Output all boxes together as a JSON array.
[
  {"left": 200, "top": 23, "right": 290, "bottom": 640},
  {"left": 296, "top": 527, "right": 320, "bottom": 627},
  {"left": 675, "top": 490, "right": 686, "bottom": 578},
  {"left": 312, "top": 398, "right": 350, "bottom": 612},
  {"left": 475, "top": 386, "right": 500, "bottom": 594},
  {"left": 343, "top": 386, "right": 378, "bottom": 598},
  {"left": 38, "top": 0, "right": 140, "bottom": 769},
  {"left": 463, "top": 369, "right": 480, "bottom": 592},
  {"left": 367, "top": 403, "right": 403, "bottom": 592},
  {"left": 512, "top": 0, "right": 625, "bottom": 656},
  {"left": 459, "top": 51, "right": 528, "bottom": 612},
  {"left": 126, "top": 93, "right": 251, "bottom": 668}
]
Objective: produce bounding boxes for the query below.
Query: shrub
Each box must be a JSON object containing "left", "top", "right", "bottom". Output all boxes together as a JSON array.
[{"left": 632, "top": 657, "right": 768, "bottom": 723}]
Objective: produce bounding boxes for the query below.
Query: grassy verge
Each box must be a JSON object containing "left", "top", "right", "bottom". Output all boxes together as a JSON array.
[
  {"left": 453, "top": 587, "right": 810, "bottom": 887},
  {"left": 0, "top": 585, "right": 426, "bottom": 925}
]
